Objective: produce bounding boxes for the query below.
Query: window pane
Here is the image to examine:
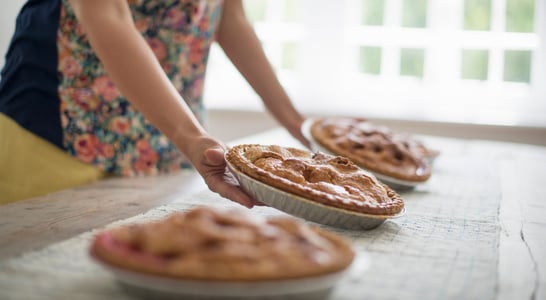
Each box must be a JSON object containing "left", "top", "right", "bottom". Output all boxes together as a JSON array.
[
  {"left": 361, "top": 0, "right": 385, "bottom": 25},
  {"left": 461, "top": 49, "right": 489, "bottom": 80},
  {"left": 244, "top": 0, "right": 268, "bottom": 23},
  {"left": 401, "top": 0, "right": 428, "bottom": 28},
  {"left": 504, "top": 50, "right": 532, "bottom": 82},
  {"left": 400, "top": 48, "right": 425, "bottom": 77},
  {"left": 281, "top": 42, "right": 299, "bottom": 70},
  {"left": 359, "top": 47, "right": 382, "bottom": 74},
  {"left": 284, "top": 0, "right": 303, "bottom": 23},
  {"left": 464, "top": 0, "right": 491, "bottom": 30},
  {"left": 506, "top": 0, "right": 535, "bottom": 32}
]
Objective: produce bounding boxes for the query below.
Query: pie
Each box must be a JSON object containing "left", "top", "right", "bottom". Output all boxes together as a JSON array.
[
  {"left": 90, "top": 206, "right": 355, "bottom": 281},
  {"left": 225, "top": 144, "right": 404, "bottom": 216},
  {"left": 392, "top": 132, "right": 440, "bottom": 163},
  {"left": 309, "top": 117, "right": 432, "bottom": 182}
]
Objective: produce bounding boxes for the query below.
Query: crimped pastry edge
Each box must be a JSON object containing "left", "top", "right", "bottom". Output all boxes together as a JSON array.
[
  {"left": 90, "top": 208, "right": 356, "bottom": 281},
  {"left": 225, "top": 144, "right": 404, "bottom": 216}
]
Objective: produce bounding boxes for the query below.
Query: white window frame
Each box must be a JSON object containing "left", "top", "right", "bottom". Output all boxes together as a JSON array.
[{"left": 205, "top": 0, "right": 546, "bottom": 127}]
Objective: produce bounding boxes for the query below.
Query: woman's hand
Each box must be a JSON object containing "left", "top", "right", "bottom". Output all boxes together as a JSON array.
[
  {"left": 187, "top": 136, "right": 259, "bottom": 208},
  {"left": 287, "top": 119, "right": 311, "bottom": 149}
]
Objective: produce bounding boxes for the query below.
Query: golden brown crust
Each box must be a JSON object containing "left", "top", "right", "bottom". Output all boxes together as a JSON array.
[
  {"left": 90, "top": 206, "right": 355, "bottom": 281},
  {"left": 225, "top": 144, "right": 404, "bottom": 216},
  {"left": 310, "top": 117, "right": 432, "bottom": 182}
]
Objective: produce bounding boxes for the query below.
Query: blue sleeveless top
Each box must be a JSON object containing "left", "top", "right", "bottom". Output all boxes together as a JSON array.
[{"left": 0, "top": 0, "right": 63, "bottom": 147}]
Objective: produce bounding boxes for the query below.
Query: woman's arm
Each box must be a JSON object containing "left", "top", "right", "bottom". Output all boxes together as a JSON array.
[
  {"left": 216, "top": 0, "right": 309, "bottom": 147},
  {"left": 69, "top": 0, "right": 255, "bottom": 207}
]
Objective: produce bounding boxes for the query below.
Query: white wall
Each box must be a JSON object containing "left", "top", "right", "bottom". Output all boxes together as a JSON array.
[{"left": 0, "top": 1, "right": 26, "bottom": 69}]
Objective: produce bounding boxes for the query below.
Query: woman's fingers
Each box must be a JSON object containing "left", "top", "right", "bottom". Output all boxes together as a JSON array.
[
  {"left": 208, "top": 174, "right": 255, "bottom": 208},
  {"left": 201, "top": 145, "right": 257, "bottom": 208}
]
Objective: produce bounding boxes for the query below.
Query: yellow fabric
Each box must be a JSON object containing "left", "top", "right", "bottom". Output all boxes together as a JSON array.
[{"left": 0, "top": 113, "right": 107, "bottom": 205}]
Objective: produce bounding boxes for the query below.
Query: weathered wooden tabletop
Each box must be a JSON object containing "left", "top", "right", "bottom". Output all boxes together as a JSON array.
[{"left": 0, "top": 128, "right": 544, "bottom": 300}]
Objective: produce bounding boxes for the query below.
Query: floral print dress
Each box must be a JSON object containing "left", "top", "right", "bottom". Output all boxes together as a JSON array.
[{"left": 57, "top": 0, "right": 223, "bottom": 176}]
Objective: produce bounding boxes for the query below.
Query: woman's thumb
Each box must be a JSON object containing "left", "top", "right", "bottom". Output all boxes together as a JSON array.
[{"left": 204, "top": 146, "right": 226, "bottom": 166}]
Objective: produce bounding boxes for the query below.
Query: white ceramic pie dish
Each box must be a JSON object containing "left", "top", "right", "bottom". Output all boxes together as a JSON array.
[
  {"left": 301, "top": 118, "right": 430, "bottom": 191},
  {"left": 91, "top": 247, "right": 369, "bottom": 299},
  {"left": 226, "top": 159, "right": 405, "bottom": 231}
]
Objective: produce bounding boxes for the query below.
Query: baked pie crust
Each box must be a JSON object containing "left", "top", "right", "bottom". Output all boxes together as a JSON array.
[
  {"left": 90, "top": 206, "right": 355, "bottom": 281},
  {"left": 309, "top": 117, "right": 432, "bottom": 182},
  {"left": 225, "top": 144, "right": 404, "bottom": 216}
]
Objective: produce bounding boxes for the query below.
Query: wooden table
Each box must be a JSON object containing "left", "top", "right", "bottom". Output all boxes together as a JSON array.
[{"left": 1, "top": 128, "right": 545, "bottom": 300}]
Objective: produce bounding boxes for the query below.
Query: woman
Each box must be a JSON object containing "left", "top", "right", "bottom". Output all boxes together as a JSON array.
[{"left": 0, "top": 0, "right": 308, "bottom": 205}]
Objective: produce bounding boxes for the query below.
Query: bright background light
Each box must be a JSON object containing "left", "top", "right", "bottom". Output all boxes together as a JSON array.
[{"left": 205, "top": 0, "right": 546, "bottom": 127}]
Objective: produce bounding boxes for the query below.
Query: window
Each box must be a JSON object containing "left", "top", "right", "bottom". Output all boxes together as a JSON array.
[
  {"left": 359, "top": 46, "right": 382, "bottom": 74},
  {"left": 461, "top": 49, "right": 489, "bottom": 80},
  {"left": 204, "top": 0, "right": 546, "bottom": 127}
]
